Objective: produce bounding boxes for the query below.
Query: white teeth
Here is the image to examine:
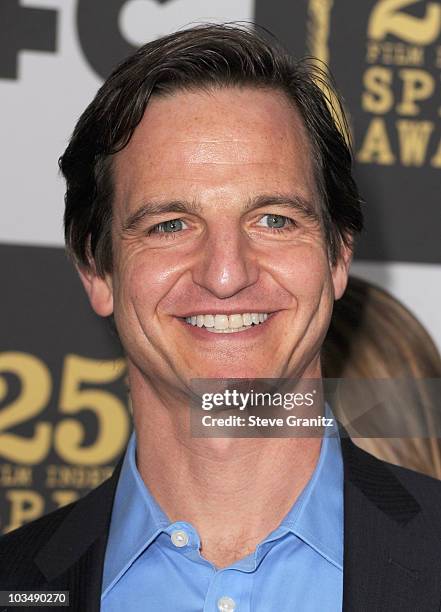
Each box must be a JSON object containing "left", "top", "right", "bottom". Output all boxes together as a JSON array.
[
  {"left": 214, "top": 314, "right": 229, "bottom": 330},
  {"left": 208, "top": 326, "right": 252, "bottom": 333},
  {"left": 229, "top": 314, "right": 244, "bottom": 329},
  {"left": 242, "top": 313, "right": 252, "bottom": 326},
  {"left": 204, "top": 314, "right": 215, "bottom": 328},
  {"left": 184, "top": 312, "right": 271, "bottom": 331}
]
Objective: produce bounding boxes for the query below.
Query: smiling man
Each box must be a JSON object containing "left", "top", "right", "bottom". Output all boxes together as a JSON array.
[{"left": 2, "top": 24, "right": 441, "bottom": 612}]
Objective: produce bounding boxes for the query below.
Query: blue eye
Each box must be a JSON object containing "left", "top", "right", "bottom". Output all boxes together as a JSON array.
[
  {"left": 147, "top": 219, "right": 185, "bottom": 236},
  {"left": 265, "top": 215, "right": 287, "bottom": 228},
  {"left": 258, "top": 214, "right": 296, "bottom": 232},
  {"left": 158, "top": 219, "right": 183, "bottom": 232}
]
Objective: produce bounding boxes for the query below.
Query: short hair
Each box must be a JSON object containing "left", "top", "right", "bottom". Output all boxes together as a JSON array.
[{"left": 60, "top": 23, "right": 363, "bottom": 276}]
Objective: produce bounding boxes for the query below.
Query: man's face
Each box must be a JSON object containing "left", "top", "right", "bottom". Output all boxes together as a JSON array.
[{"left": 85, "top": 86, "right": 349, "bottom": 392}]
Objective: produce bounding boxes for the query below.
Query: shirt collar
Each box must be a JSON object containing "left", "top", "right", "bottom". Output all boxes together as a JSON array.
[
  {"left": 102, "top": 404, "right": 343, "bottom": 594},
  {"left": 101, "top": 431, "right": 170, "bottom": 596},
  {"left": 277, "top": 404, "right": 344, "bottom": 570}
]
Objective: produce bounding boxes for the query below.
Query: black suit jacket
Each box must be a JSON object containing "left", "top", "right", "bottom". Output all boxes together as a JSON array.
[{"left": 1, "top": 436, "right": 441, "bottom": 611}]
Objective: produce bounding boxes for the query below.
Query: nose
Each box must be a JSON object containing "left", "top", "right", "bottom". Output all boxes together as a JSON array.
[{"left": 191, "top": 227, "right": 259, "bottom": 298}]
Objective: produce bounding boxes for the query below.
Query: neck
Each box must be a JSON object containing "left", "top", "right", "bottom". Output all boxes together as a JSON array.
[{"left": 130, "top": 366, "right": 323, "bottom": 568}]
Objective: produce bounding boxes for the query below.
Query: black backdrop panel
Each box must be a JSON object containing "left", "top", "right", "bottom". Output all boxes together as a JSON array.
[{"left": 255, "top": 0, "right": 441, "bottom": 264}]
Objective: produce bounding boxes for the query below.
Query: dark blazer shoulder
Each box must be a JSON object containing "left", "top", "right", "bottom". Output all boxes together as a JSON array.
[
  {"left": 0, "top": 457, "right": 122, "bottom": 593},
  {"left": 341, "top": 435, "right": 441, "bottom": 527},
  {"left": 0, "top": 501, "right": 77, "bottom": 588},
  {"left": 341, "top": 437, "right": 441, "bottom": 611},
  {"left": 372, "top": 448, "right": 441, "bottom": 519},
  {"left": 0, "top": 500, "right": 76, "bottom": 546},
  {"left": 347, "top": 437, "right": 441, "bottom": 497},
  {"left": 386, "top": 454, "right": 441, "bottom": 493}
]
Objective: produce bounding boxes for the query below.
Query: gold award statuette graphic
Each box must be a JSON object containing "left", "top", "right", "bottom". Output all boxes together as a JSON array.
[{"left": 307, "top": 0, "right": 351, "bottom": 143}]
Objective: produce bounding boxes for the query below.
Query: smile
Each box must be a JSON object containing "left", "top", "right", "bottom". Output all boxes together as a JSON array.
[{"left": 183, "top": 312, "right": 270, "bottom": 334}]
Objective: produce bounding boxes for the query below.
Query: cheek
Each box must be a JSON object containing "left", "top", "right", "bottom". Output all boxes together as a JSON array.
[
  {"left": 114, "top": 249, "right": 181, "bottom": 319},
  {"left": 270, "top": 244, "right": 332, "bottom": 302}
]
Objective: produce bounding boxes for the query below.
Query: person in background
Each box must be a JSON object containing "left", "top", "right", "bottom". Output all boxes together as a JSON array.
[{"left": 323, "top": 275, "right": 441, "bottom": 478}]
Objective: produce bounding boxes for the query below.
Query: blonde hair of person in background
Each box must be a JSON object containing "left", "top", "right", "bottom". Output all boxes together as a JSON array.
[{"left": 323, "top": 275, "right": 441, "bottom": 479}]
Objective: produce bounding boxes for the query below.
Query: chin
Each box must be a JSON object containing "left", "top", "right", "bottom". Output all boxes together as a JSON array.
[{"left": 190, "top": 363, "right": 277, "bottom": 381}]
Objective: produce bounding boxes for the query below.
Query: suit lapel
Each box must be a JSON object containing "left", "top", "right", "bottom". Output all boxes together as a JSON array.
[
  {"left": 31, "top": 434, "right": 441, "bottom": 611},
  {"left": 341, "top": 434, "right": 441, "bottom": 611},
  {"left": 34, "top": 459, "right": 123, "bottom": 612}
]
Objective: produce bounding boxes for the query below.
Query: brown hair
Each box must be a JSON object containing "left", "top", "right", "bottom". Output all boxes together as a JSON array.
[
  {"left": 60, "top": 23, "right": 363, "bottom": 275},
  {"left": 323, "top": 276, "right": 441, "bottom": 478}
]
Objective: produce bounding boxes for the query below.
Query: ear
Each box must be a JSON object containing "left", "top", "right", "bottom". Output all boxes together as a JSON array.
[
  {"left": 77, "top": 263, "right": 114, "bottom": 317},
  {"left": 331, "top": 239, "right": 352, "bottom": 300}
]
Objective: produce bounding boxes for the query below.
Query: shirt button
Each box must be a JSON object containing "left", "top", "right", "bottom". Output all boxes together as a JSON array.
[
  {"left": 217, "top": 596, "right": 236, "bottom": 611},
  {"left": 170, "top": 529, "right": 189, "bottom": 548}
]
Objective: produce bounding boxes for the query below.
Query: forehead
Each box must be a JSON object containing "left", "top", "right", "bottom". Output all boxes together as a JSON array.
[{"left": 112, "top": 86, "right": 317, "bottom": 209}]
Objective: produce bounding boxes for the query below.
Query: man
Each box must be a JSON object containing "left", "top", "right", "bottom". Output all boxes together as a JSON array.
[{"left": 1, "top": 24, "right": 441, "bottom": 612}]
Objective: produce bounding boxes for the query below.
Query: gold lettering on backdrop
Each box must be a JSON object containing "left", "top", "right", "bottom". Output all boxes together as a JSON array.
[
  {"left": 54, "top": 355, "right": 129, "bottom": 465},
  {"left": 0, "top": 353, "right": 129, "bottom": 531},
  {"left": 358, "top": 1, "right": 440, "bottom": 167},
  {"left": 396, "top": 68, "right": 435, "bottom": 114},
  {"left": 368, "top": 0, "right": 441, "bottom": 45},
  {"left": 4, "top": 490, "right": 44, "bottom": 533},
  {"left": 1, "top": 489, "right": 81, "bottom": 532},
  {"left": 363, "top": 66, "right": 394, "bottom": 113},
  {"left": 0, "top": 465, "right": 32, "bottom": 487},
  {"left": 0, "top": 352, "right": 52, "bottom": 464},
  {"left": 429, "top": 136, "right": 441, "bottom": 166},
  {"left": 357, "top": 117, "right": 396, "bottom": 164},
  {"left": 0, "top": 352, "right": 130, "bottom": 465},
  {"left": 361, "top": 65, "right": 436, "bottom": 118},
  {"left": 45, "top": 465, "right": 113, "bottom": 488},
  {"left": 397, "top": 119, "right": 434, "bottom": 164},
  {"left": 366, "top": 41, "right": 424, "bottom": 65}
]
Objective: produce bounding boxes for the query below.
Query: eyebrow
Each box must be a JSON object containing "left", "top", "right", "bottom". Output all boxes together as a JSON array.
[
  {"left": 243, "top": 194, "right": 319, "bottom": 221},
  {"left": 122, "top": 193, "right": 319, "bottom": 233},
  {"left": 123, "top": 200, "right": 202, "bottom": 232}
]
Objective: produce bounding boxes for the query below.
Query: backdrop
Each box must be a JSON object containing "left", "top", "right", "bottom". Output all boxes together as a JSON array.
[{"left": 1, "top": 0, "right": 440, "bottom": 533}]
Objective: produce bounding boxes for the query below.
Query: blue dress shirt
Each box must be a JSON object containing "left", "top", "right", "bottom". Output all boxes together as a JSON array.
[{"left": 101, "top": 410, "right": 343, "bottom": 611}]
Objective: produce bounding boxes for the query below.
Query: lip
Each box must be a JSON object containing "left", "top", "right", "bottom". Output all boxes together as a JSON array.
[{"left": 176, "top": 311, "right": 278, "bottom": 340}]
